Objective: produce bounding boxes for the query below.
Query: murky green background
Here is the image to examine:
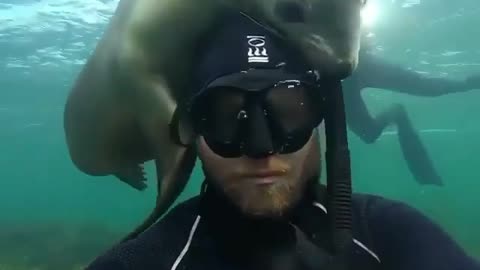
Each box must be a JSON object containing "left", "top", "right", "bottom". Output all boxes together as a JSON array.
[{"left": 0, "top": 0, "right": 479, "bottom": 269}]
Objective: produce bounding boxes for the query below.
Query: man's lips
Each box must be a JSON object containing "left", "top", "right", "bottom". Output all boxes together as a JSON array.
[
  {"left": 240, "top": 168, "right": 287, "bottom": 177},
  {"left": 241, "top": 170, "right": 287, "bottom": 185}
]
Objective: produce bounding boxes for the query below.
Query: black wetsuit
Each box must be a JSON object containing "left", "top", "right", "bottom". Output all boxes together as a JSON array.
[{"left": 86, "top": 183, "right": 479, "bottom": 270}]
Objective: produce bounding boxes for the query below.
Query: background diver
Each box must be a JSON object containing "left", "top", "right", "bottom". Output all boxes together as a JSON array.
[{"left": 343, "top": 48, "right": 480, "bottom": 186}]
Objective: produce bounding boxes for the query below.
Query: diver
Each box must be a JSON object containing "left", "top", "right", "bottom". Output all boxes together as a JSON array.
[
  {"left": 86, "top": 11, "right": 480, "bottom": 270},
  {"left": 344, "top": 48, "right": 480, "bottom": 186}
]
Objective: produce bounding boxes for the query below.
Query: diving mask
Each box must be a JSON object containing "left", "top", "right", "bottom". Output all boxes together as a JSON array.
[{"left": 187, "top": 68, "right": 324, "bottom": 158}]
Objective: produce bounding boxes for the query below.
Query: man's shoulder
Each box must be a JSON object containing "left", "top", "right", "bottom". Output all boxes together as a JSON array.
[
  {"left": 349, "top": 192, "right": 430, "bottom": 261},
  {"left": 352, "top": 192, "right": 412, "bottom": 216},
  {"left": 86, "top": 196, "right": 202, "bottom": 270},
  {"left": 350, "top": 192, "right": 429, "bottom": 239},
  {"left": 350, "top": 194, "right": 480, "bottom": 269},
  {"left": 350, "top": 192, "right": 442, "bottom": 251},
  {"left": 351, "top": 192, "right": 423, "bottom": 226}
]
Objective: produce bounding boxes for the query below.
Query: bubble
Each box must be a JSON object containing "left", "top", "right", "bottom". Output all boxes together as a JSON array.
[{"left": 237, "top": 110, "right": 248, "bottom": 120}]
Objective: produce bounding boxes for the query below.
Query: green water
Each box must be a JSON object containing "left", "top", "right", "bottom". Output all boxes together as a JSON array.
[{"left": 0, "top": 0, "right": 479, "bottom": 269}]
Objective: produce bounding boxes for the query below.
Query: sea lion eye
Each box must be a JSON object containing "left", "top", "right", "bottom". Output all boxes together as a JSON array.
[{"left": 275, "top": 0, "right": 306, "bottom": 23}]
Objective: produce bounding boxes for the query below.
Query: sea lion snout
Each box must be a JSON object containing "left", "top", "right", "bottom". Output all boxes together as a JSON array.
[
  {"left": 274, "top": 0, "right": 311, "bottom": 23},
  {"left": 268, "top": 0, "right": 362, "bottom": 79},
  {"left": 329, "top": 58, "right": 357, "bottom": 80}
]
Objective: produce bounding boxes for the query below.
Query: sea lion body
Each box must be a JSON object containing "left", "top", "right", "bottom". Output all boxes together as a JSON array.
[
  {"left": 64, "top": 0, "right": 220, "bottom": 182},
  {"left": 63, "top": 0, "right": 365, "bottom": 241}
]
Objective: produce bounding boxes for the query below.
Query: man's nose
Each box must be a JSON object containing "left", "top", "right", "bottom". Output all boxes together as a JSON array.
[{"left": 244, "top": 106, "right": 275, "bottom": 159}]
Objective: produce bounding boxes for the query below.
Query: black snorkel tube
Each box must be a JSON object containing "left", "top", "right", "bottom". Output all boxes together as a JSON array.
[
  {"left": 268, "top": 6, "right": 354, "bottom": 263},
  {"left": 323, "top": 78, "right": 353, "bottom": 270}
]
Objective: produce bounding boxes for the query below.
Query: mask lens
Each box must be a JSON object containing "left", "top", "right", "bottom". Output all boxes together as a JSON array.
[
  {"left": 189, "top": 80, "right": 323, "bottom": 157},
  {"left": 265, "top": 81, "right": 321, "bottom": 134},
  {"left": 193, "top": 87, "right": 246, "bottom": 142},
  {"left": 265, "top": 81, "right": 323, "bottom": 154}
]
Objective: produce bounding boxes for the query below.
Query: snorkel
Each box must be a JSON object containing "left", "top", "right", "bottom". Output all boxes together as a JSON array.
[{"left": 323, "top": 77, "right": 353, "bottom": 270}]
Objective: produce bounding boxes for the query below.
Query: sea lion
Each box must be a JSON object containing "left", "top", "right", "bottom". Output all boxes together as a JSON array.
[
  {"left": 63, "top": 0, "right": 366, "bottom": 241},
  {"left": 244, "top": 0, "right": 366, "bottom": 78}
]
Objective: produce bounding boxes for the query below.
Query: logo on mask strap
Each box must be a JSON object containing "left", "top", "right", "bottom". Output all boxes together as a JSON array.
[{"left": 247, "top": 35, "right": 268, "bottom": 63}]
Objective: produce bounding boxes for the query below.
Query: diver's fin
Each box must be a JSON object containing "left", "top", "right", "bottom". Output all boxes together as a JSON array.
[
  {"left": 113, "top": 164, "right": 147, "bottom": 191},
  {"left": 120, "top": 145, "right": 197, "bottom": 242},
  {"left": 397, "top": 118, "right": 443, "bottom": 186}
]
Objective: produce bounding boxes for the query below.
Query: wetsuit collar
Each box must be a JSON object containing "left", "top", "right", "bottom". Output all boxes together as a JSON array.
[{"left": 198, "top": 178, "right": 327, "bottom": 258}]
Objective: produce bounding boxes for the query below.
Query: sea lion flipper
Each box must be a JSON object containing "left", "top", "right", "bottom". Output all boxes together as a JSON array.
[
  {"left": 120, "top": 145, "right": 197, "bottom": 243},
  {"left": 113, "top": 163, "right": 148, "bottom": 191}
]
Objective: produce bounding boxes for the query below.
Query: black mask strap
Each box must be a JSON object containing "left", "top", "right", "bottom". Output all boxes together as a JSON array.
[{"left": 169, "top": 105, "right": 196, "bottom": 147}]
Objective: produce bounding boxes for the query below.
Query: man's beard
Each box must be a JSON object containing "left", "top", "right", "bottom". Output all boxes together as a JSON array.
[
  {"left": 232, "top": 178, "right": 303, "bottom": 218},
  {"left": 220, "top": 176, "right": 315, "bottom": 219}
]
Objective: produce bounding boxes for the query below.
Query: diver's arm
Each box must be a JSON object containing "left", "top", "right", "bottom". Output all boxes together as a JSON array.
[
  {"left": 360, "top": 54, "right": 472, "bottom": 96},
  {"left": 369, "top": 198, "right": 480, "bottom": 270}
]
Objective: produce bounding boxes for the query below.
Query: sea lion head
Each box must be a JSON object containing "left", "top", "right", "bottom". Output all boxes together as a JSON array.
[{"left": 231, "top": 0, "right": 366, "bottom": 79}]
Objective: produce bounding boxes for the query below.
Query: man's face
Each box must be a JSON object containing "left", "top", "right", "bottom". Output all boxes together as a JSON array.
[{"left": 197, "top": 129, "right": 321, "bottom": 218}]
